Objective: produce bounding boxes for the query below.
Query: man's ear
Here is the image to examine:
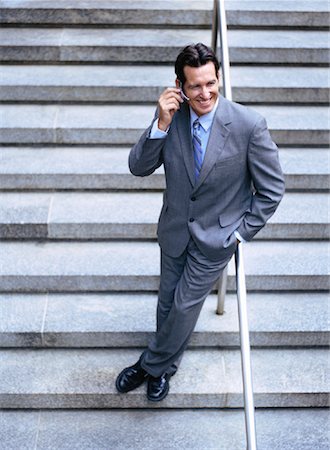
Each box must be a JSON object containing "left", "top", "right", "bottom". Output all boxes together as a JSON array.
[{"left": 175, "top": 78, "right": 180, "bottom": 88}]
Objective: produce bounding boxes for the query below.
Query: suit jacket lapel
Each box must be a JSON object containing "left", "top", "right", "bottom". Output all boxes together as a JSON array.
[
  {"left": 175, "top": 103, "right": 195, "bottom": 187},
  {"left": 193, "top": 96, "right": 232, "bottom": 191}
]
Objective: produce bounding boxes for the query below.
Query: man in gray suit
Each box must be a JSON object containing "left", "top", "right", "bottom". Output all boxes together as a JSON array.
[{"left": 116, "top": 43, "right": 285, "bottom": 402}]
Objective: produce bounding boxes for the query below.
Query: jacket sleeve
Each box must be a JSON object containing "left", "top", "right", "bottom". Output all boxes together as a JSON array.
[
  {"left": 128, "top": 115, "right": 166, "bottom": 177},
  {"left": 236, "top": 116, "right": 285, "bottom": 241}
]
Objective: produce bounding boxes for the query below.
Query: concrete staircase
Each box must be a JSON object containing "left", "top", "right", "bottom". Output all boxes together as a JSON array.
[{"left": 0, "top": 1, "right": 329, "bottom": 449}]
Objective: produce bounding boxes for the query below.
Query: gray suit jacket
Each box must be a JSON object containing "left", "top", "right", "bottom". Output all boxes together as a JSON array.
[{"left": 129, "top": 95, "right": 285, "bottom": 261}]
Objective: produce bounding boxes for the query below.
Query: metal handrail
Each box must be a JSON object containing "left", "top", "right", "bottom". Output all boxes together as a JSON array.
[
  {"left": 212, "top": 0, "right": 232, "bottom": 101},
  {"left": 213, "top": 0, "right": 232, "bottom": 316},
  {"left": 235, "top": 244, "right": 257, "bottom": 450},
  {"left": 212, "top": 2, "right": 257, "bottom": 449}
]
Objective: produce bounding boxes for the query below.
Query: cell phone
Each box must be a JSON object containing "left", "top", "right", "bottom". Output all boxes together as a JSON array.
[{"left": 179, "top": 81, "right": 190, "bottom": 101}]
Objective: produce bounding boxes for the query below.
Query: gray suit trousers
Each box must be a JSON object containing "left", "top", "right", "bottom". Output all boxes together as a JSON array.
[{"left": 140, "top": 237, "right": 237, "bottom": 377}]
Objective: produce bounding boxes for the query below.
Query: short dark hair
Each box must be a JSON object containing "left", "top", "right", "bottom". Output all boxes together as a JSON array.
[{"left": 175, "top": 43, "right": 220, "bottom": 84}]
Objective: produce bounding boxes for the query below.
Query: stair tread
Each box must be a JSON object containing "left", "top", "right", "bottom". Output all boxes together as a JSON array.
[
  {"left": 1, "top": 105, "right": 327, "bottom": 146},
  {"left": 1, "top": 65, "right": 328, "bottom": 104},
  {"left": 1, "top": 408, "right": 329, "bottom": 450},
  {"left": 0, "top": 146, "right": 328, "bottom": 201},
  {"left": 0, "top": 28, "right": 328, "bottom": 49},
  {"left": 0, "top": 241, "right": 328, "bottom": 276},
  {"left": 1, "top": 293, "right": 329, "bottom": 348},
  {"left": 1, "top": 104, "right": 328, "bottom": 130},
  {"left": 2, "top": 1, "right": 329, "bottom": 34},
  {"left": 0, "top": 65, "right": 328, "bottom": 88},
  {"left": 2, "top": 0, "right": 329, "bottom": 13},
  {"left": 1, "top": 191, "right": 328, "bottom": 240},
  {"left": 0, "top": 348, "right": 328, "bottom": 408},
  {"left": 1, "top": 147, "right": 328, "bottom": 176},
  {"left": 0, "top": 28, "right": 328, "bottom": 65},
  {"left": 0, "top": 192, "right": 328, "bottom": 225}
]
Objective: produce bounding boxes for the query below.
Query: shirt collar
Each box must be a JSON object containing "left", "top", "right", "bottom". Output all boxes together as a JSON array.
[{"left": 189, "top": 97, "right": 219, "bottom": 132}]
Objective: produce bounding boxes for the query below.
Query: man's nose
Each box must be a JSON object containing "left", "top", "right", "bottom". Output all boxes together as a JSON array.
[{"left": 200, "top": 86, "right": 210, "bottom": 98}]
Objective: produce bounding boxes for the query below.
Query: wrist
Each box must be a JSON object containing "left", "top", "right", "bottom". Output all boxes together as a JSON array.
[{"left": 158, "top": 119, "right": 170, "bottom": 131}]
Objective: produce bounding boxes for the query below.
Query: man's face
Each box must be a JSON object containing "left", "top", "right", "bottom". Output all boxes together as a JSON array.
[{"left": 181, "top": 62, "right": 219, "bottom": 117}]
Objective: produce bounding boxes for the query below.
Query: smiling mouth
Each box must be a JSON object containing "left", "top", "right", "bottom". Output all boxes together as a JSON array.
[{"left": 198, "top": 99, "right": 212, "bottom": 106}]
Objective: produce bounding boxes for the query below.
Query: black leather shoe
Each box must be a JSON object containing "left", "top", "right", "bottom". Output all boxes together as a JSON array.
[
  {"left": 115, "top": 360, "right": 149, "bottom": 393},
  {"left": 147, "top": 373, "right": 170, "bottom": 402}
]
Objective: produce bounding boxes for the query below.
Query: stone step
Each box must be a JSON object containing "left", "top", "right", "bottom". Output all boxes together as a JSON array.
[
  {"left": 1, "top": 0, "right": 329, "bottom": 29},
  {"left": 0, "top": 241, "right": 328, "bottom": 292},
  {"left": 1, "top": 292, "right": 328, "bottom": 348},
  {"left": 0, "top": 192, "right": 328, "bottom": 240},
  {"left": 1, "top": 65, "right": 328, "bottom": 104},
  {"left": 1, "top": 408, "right": 329, "bottom": 450},
  {"left": 0, "top": 347, "right": 328, "bottom": 408},
  {"left": 1, "top": 147, "right": 328, "bottom": 191},
  {"left": 1, "top": 104, "right": 329, "bottom": 146},
  {"left": 0, "top": 28, "right": 328, "bottom": 65}
]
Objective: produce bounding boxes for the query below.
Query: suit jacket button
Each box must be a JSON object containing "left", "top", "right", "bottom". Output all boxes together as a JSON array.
[
  {"left": 189, "top": 218, "right": 195, "bottom": 222},
  {"left": 191, "top": 196, "right": 196, "bottom": 201}
]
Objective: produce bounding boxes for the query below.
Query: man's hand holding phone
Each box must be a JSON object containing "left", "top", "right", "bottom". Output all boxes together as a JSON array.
[{"left": 158, "top": 87, "right": 184, "bottom": 131}]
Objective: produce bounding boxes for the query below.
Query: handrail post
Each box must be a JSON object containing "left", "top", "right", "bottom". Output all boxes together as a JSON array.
[
  {"left": 235, "top": 244, "right": 257, "bottom": 450},
  {"left": 216, "top": 265, "right": 227, "bottom": 315},
  {"left": 214, "top": 0, "right": 232, "bottom": 314},
  {"left": 212, "top": 0, "right": 232, "bottom": 101},
  {"left": 211, "top": 0, "right": 218, "bottom": 53}
]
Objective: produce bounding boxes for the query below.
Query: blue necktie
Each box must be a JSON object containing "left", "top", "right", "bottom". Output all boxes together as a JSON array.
[{"left": 193, "top": 119, "right": 203, "bottom": 180}]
